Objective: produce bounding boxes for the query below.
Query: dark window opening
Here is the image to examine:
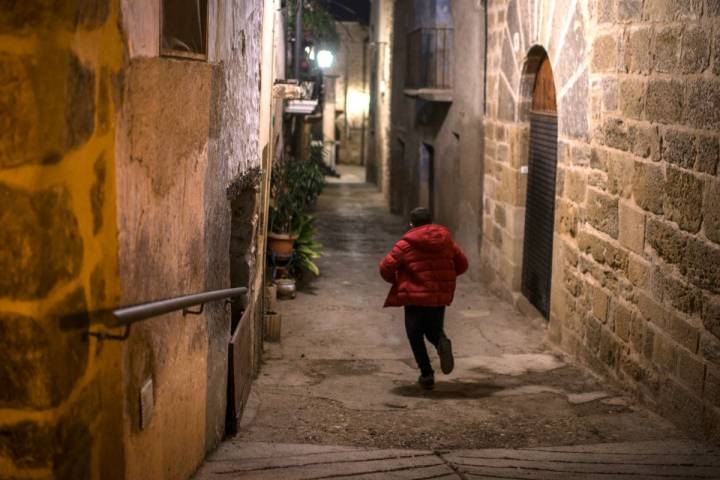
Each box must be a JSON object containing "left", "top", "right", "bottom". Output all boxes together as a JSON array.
[{"left": 161, "top": 0, "right": 209, "bottom": 60}]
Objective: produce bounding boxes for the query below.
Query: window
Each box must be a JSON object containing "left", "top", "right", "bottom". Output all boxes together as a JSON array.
[{"left": 161, "top": 0, "right": 209, "bottom": 60}]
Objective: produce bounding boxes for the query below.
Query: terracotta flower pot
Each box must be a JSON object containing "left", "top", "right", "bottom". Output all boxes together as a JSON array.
[{"left": 268, "top": 232, "right": 297, "bottom": 257}]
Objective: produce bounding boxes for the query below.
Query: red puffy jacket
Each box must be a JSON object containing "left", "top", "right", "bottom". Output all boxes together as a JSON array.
[{"left": 379, "top": 224, "right": 469, "bottom": 307}]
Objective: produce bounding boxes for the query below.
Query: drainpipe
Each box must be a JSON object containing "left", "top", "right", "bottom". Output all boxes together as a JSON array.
[
  {"left": 360, "top": 35, "right": 369, "bottom": 168},
  {"left": 483, "top": 0, "right": 488, "bottom": 113},
  {"left": 294, "top": 0, "right": 303, "bottom": 79}
]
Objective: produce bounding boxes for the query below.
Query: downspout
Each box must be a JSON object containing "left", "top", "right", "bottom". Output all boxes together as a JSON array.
[
  {"left": 294, "top": 0, "right": 303, "bottom": 79},
  {"left": 360, "top": 35, "right": 369, "bottom": 167},
  {"left": 483, "top": 0, "right": 488, "bottom": 113}
]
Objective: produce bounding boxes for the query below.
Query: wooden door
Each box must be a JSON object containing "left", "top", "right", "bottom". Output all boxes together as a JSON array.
[{"left": 521, "top": 56, "right": 557, "bottom": 318}]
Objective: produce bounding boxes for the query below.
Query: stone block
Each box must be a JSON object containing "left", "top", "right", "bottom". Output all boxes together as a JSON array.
[
  {"left": 676, "top": 348, "right": 706, "bottom": 397},
  {"left": 643, "top": 323, "right": 656, "bottom": 360},
  {"left": 0, "top": 183, "right": 84, "bottom": 300},
  {"left": 645, "top": 79, "right": 684, "bottom": 124},
  {"left": 645, "top": 217, "right": 687, "bottom": 264},
  {"left": 696, "top": 135, "right": 719, "bottom": 175},
  {"left": 591, "top": 147, "right": 608, "bottom": 172},
  {"left": 703, "top": 178, "right": 720, "bottom": 245},
  {"left": 700, "top": 332, "right": 720, "bottom": 363},
  {"left": 644, "top": 0, "right": 702, "bottom": 21},
  {"left": 702, "top": 295, "right": 720, "bottom": 339},
  {"left": 600, "top": 78, "right": 619, "bottom": 112},
  {"left": 599, "top": 327, "right": 621, "bottom": 370},
  {"left": 593, "top": 0, "right": 615, "bottom": 22},
  {"left": 638, "top": 292, "right": 667, "bottom": 329},
  {"left": 627, "top": 253, "right": 651, "bottom": 289},
  {"left": 668, "top": 313, "right": 700, "bottom": 353},
  {"left": 602, "top": 117, "right": 631, "bottom": 151},
  {"left": 588, "top": 171, "right": 607, "bottom": 190},
  {"left": 714, "top": 29, "right": 720, "bottom": 76},
  {"left": 683, "top": 237, "right": 720, "bottom": 294},
  {"left": 664, "top": 166, "right": 703, "bottom": 233},
  {"left": 586, "top": 188, "right": 619, "bottom": 238},
  {"left": 679, "top": 25, "right": 710, "bottom": 74},
  {"left": 632, "top": 161, "right": 664, "bottom": 214},
  {"left": 663, "top": 274, "right": 702, "bottom": 316},
  {"left": 65, "top": 53, "right": 95, "bottom": 150},
  {"left": 613, "top": 300, "right": 633, "bottom": 342},
  {"left": 90, "top": 153, "right": 106, "bottom": 235},
  {"left": 0, "top": 288, "right": 88, "bottom": 410},
  {"left": 577, "top": 228, "right": 629, "bottom": 271},
  {"left": 661, "top": 129, "right": 696, "bottom": 169},
  {"left": 619, "top": 78, "right": 645, "bottom": 118},
  {"left": 556, "top": 198, "right": 579, "bottom": 237},
  {"left": 654, "top": 25, "right": 681, "bottom": 72},
  {"left": 618, "top": 201, "right": 645, "bottom": 253},
  {"left": 564, "top": 168, "right": 587, "bottom": 203},
  {"left": 590, "top": 283, "right": 610, "bottom": 322},
  {"left": 706, "top": 367, "right": 720, "bottom": 407},
  {"left": 494, "top": 203, "right": 506, "bottom": 227},
  {"left": 628, "top": 123, "right": 659, "bottom": 160},
  {"left": 586, "top": 316, "right": 603, "bottom": 353},
  {"left": 619, "top": 0, "right": 644, "bottom": 20},
  {"left": 685, "top": 80, "right": 720, "bottom": 130},
  {"left": 606, "top": 152, "right": 635, "bottom": 198},
  {"left": 592, "top": 33, "right": 619, "bottom": 72},
  {"left": 653, "top": 332, "right": 678, "bottom": 372}
]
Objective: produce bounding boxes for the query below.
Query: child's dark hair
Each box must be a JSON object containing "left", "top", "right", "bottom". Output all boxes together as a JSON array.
[{"left": 410, "top": 207, "right": 432, "bottom": 227}]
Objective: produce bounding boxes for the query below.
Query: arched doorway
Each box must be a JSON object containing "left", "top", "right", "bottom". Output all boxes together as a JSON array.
[{"left": 521, "top": 53, "right": 557, "bottom": 319}]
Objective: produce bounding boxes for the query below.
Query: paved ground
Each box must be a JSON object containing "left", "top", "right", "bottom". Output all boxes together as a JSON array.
[{"left": 195, "top": 174, "right": 719, "bottom": 479}]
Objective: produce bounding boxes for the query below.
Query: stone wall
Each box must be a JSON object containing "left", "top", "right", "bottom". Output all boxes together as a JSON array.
[
  {"left": 0, "top": 1, "right": 271, "bottom": 478},
  {"left": 389, "top": 0, "right": 486, "bottom": 275},
  {"left": 367, "top": 0, "right": 395, "bottom": 200},
  {"left": 0, "top": 2, "right": 126, "bottom": 479},
  {"left": 481, "top": 0, "right": 720, "bottom": 439}
]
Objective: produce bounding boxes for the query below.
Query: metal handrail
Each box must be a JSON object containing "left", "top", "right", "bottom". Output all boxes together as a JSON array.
[{"left": 87, "top": 287, "right": 248, "bottom": 341}]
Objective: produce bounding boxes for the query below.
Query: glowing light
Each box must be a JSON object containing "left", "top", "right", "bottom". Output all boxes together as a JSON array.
[
  {"left": 346, "top": 90, "right": 370, "bottom": 117},
  {"left": 317, "top": 49, "right": 334, "bottom": 69}
]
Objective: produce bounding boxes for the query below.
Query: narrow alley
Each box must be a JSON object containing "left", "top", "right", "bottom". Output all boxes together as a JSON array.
[{"left": 194, "top": 170, "right": 717, "bottom": 479}]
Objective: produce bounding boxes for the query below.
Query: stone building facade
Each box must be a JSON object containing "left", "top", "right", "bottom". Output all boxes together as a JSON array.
[
  {"left": 388, "top": 0, "right": 720, "bottom": 439},
  {"left": 324, "top": 21, "right": 371, "bottom": 165},
  {"left": 0, "top": 1, "right": 283, "bottom": 478},
  {"left": 388, "top": 0, "right": 487, "bottom": 272}
]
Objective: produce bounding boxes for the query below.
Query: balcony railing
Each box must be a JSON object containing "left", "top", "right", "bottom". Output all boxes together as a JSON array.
[{"left": 406, "top": 27, "right": 453, "bottom": 90}]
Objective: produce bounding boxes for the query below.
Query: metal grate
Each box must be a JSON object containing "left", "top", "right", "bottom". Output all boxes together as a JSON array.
[{"left": 521, "top": 113, "right": 558, "bottom": 318}]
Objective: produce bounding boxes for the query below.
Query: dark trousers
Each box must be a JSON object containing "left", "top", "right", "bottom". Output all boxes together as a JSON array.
[{"left": 404, "top": 305, "right": 446, "bottom": 377}]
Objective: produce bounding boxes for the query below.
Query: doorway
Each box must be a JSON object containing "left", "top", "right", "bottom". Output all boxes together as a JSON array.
[
  {"left": 521, "top": 54, "right": 557, "bottom": 319},
  {"left": 419, "top": 143, "right": 435, "bottom": 215}
]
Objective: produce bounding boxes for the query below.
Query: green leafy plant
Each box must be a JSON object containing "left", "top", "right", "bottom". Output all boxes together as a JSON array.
[
  {"left": 269, "top": 152, "right": 325, "bottom": 234},
  {"left": 290, "top": 213, "right": 323, "bottom": 276},
  {"left": 287, "top": 0, "right": 340, "bottom": 51}
]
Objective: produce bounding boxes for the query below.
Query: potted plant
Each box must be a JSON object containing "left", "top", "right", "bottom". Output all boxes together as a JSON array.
[{"left": 268, "top": 150, "right": 325, "bottom": 259}]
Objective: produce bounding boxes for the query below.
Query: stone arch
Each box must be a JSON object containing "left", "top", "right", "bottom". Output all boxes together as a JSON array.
[{"left": 497, "top": 0, "right": 591, "bottom": 140}]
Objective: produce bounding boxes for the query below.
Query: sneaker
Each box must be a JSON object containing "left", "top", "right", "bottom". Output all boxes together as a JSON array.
[
  {"left": 437, "top": 336, "right": 454, "bottom": 374},
  {"left": 418, "top": 374, "right": 435, "bottom": 390}
]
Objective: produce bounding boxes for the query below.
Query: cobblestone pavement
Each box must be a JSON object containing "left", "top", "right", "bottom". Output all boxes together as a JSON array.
[{"left": 195, "top": 177, "right": 718, "bottom": 479}]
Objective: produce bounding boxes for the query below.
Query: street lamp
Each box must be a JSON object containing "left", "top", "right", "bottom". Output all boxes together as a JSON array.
[{"left": 317, "top": 49, "right": 334, "bottom": 69}]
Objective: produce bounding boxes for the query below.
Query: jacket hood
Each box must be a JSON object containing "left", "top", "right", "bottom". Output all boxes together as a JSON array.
[{"left": 403, "top": 224, "right": 452, "bottom": 252}]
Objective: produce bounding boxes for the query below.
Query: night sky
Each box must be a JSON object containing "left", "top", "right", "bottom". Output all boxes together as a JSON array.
[{"left": 317, "top": 0, "right": 371, "bottom": 24}]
